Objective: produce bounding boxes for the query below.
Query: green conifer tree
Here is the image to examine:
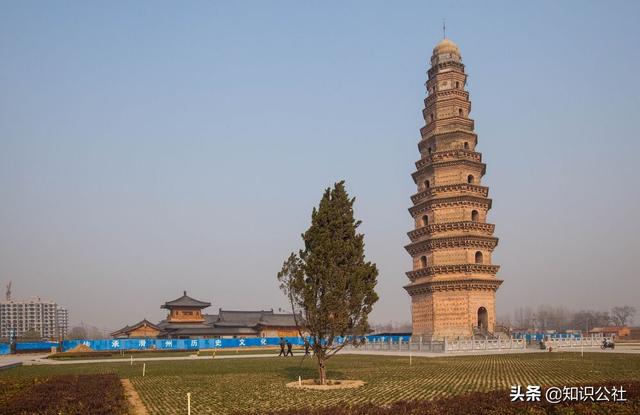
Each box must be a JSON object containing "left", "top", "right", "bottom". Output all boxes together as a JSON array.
[{"left": 278, "top": 181, "right": 378, "bottom": 384}]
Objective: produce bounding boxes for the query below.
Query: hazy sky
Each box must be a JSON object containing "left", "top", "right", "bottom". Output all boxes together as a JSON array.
[{"left": 1, "top": 1, "right": 639, "bottom": 331}]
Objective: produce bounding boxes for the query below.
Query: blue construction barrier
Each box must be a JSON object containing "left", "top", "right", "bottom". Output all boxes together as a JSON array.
[
  {"left": 0, "top": 343, "right": 9, "bottom": 355},
  {"left": 62, "top": 336, "right": 304, "bottom": 352},
  {"left": 15, "top": 341, "right": 58, "bottom": 352},
  {"left": 366, "top": 335, "right": 411, "bottom": 343},
  {"left": 61, "top": 335, "right": 410, "bottom": 352}
]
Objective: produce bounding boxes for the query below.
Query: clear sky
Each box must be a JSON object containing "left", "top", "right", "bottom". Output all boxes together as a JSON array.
[{"left": 1, "top": 1, "right": 639, "bottom": 331}]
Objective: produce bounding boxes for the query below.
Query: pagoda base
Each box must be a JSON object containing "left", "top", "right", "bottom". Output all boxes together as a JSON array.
[{"left": 409, "top": 284, "right": 498, "bottom": 340}]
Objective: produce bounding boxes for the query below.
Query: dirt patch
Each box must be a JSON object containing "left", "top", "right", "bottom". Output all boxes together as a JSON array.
[
  {"left": 122, "top": 379, "right": 148, "bottom": 415},
  {"left": 66, "top": 344, "right": 94, "bottom": 353},
  {"left": 286, "top": 379, "right": 365, "bottom": 390},
  {"left": 0, "top": 374, "right": 127, "bottom": 415}
]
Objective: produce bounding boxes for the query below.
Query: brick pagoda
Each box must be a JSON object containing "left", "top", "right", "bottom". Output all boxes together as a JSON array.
[{"left": 404, "top": 38, "right": 502, "bottom": 339}]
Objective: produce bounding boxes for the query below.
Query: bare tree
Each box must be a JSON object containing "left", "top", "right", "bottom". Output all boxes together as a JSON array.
[
  {"left": 67, "top": 326, "right": 88, "bottom": 339},
  {"left": 610, "top": 306, "right": 636, "bottom": 327}
]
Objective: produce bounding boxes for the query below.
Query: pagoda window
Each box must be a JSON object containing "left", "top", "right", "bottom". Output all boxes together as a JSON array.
[
  {"left": 422, "top": 215, "right": 428, "bottom": 227},
  {"left": 459, "top": 108, "right": 463, "bottom": 116},
  {"left": 475, "top": 251, "right": 483, "bottom": 264},
  {"left": 467, "top": 174, "right": 474, "bottom": 184},
  {"left": 464, "top": 142, "right": 469, "bottom": 149},
  {"left": 420, "top": 256, "right": 427, "bottom": 268},
  {"left": 430, "top": 113, "right": 434, "bottom": 122},
  {"left": 424, "top": 180, "right": 430, "bottom": 189},
  {"left": 456, "top": 81, "right": 460, "bottom": 89},
  {"left": 428, "top": 147, "right": 432, "bottom": 154},
  {"left": 471, "top": 210, "right": 479, "bottom": 222}
]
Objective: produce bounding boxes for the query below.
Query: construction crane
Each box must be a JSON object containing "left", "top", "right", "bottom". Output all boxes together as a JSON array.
[{"left": 5, "top": 281, "right": 11, "bottom": 301}]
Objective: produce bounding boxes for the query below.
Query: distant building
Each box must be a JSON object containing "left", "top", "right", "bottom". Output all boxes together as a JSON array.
[
  {"left": 628, "top": 327, "right": 640, "bottom": 340},
  {"left": 0, "top": 297, "right": 69, "bottom": 339},
  {"left": 110, "top": 319, "right": 160, "bottom": 338},
  {"left": 589, "top": 326, "right": 630, "bottom": 338},
  {"left": 111, "top": 291, "right": 302, "bottom": 339}
]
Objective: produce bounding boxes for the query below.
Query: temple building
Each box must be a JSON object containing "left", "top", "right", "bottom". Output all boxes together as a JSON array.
[
  {"left": 110, "top": 319, "right": 160, "bottom": 338},
  {"left": 111, "top": 291, "right": 302, "bottom": 339},
  {"left": 404, "top": 38, "right": 502, "bottom": 339}
]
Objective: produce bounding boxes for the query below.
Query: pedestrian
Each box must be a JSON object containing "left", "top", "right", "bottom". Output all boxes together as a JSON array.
[
  {"left": 304, "top": 339, "right": 310, "bottom": 356},
  {"left": 286, "top": 340, "right": 293, "bottom": 356},
  {"left": 278, "top": 337, "right": 286, "bottom": 356}
]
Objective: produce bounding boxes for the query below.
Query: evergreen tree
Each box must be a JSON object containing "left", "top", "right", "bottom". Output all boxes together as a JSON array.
[{"left": 278, "top": 181, "right": 378, "bottom": 384}]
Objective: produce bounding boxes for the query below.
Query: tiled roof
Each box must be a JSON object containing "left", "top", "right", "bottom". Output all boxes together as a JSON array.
[
  {"left": 111, "top": 319, "right": 160, "bottom": 337},
  {"left": 152, "top": 306, "right": 301, "bottom": 338},
  {"left": 257, "top": 313, "right": 301, "bottom": 327},
  {"left": 161, "top": 291, "right": 211, "bottom": 309}
]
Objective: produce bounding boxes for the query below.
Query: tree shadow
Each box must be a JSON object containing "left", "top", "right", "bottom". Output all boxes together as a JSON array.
[{"left": 281, "top": 357, "right": 346, "bottom": 380}]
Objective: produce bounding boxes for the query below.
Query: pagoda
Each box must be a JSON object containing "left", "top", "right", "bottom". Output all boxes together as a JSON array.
[{"left": 404, "top": 38, "right": 502, "bottom": 339}]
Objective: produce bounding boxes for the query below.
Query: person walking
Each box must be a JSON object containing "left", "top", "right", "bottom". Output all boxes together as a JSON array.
[
  {"left": 286, "top": 340, "right": 294, "bottom": 356},
  {"left": 304, "top": 339, "right": 311, "bottom": 356},
  {"left": 278, "top": 337, "right": 286, "bottom": 356}
]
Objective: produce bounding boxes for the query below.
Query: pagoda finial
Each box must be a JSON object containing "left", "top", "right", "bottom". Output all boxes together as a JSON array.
[
  {"left": 183, "top": 290, "right": 187, "bottom": 296},
  {"left": 443, "top": 19, "right": 446, "bottom": 39}
]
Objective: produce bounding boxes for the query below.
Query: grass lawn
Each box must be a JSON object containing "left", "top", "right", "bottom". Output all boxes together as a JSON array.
[{"left": 3, "top": 352, "right": 639, "bottom": 414}]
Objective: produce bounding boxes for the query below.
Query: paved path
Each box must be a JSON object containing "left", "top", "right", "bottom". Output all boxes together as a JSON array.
[
  {"left": 2, "top": 344, "right": 638, "bottom": 368},
  {"left": 0, "top": 353, "right": 48, "bottom": 369},
  {"left": 7, "top": 352, "right": 307, "bottom": 366}
]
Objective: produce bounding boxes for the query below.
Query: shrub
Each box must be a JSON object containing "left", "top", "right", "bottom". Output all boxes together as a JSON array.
[{"left": 0, "top": 374, "right": 127, "bottom": 415}]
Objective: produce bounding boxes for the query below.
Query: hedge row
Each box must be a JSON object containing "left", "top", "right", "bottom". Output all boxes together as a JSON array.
[
  {"left": 258, "top": 381, "right": 639, "bottom": 415},
  {"left": 0, "top": 374, "right": 127, "bottom": 415}
]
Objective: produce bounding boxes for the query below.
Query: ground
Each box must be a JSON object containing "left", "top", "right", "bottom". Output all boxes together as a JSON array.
[{"left": 2, "top": 352, "right": 640, "bottom": 414}]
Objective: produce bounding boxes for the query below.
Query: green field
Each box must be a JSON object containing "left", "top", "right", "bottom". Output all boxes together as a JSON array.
[{"left": 3, "top": 352, "right": 640, "bottom": 414}]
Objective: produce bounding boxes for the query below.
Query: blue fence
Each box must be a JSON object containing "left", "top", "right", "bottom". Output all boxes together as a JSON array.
[
  {"left": 16, "top": 341, "right": 59, "bottom": 351},
  {"left": 0, "top": 334, "right": 436, "bottom": 355},
  {"left": 62, "top": 335, "right": 415, "bottom": 352},
  {"left": 365, "top": 335, "right": 411, "bottom": 343},
  {"left": 62, "top": 336, "right": 306, "bottom": 352},
  {"left": 0, "top": 341, "right": 59, "bottom": 355}
]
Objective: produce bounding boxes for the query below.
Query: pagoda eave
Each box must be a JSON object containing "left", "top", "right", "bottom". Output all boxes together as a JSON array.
[
  {"left": 409, "top": 195, "right": 492, "bottom": 216},
  {"left": 410, "top": 183, "right": 488, "bottom": 204},
  {"left": 406, "top": 264, "right": 501, "bottom": 281},
  {"left": 415, "top": 149, "right": 481, "bottom": 169},
  {"left": 404, "top": 278, "right": 503, "bottom": 295},
  {"left": 407, "top": 221, "right": 496, "bottom": 241},
  {"left": 411, "top": 160, "right": 486, "bottom": 183},
  {"left": 405, "top": 235, "right": 499, "bottom": 255}
]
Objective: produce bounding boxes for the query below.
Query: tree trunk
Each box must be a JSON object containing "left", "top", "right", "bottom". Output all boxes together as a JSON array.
[{"left": 317, "top": 356, "right": 326, "bottom": 385}]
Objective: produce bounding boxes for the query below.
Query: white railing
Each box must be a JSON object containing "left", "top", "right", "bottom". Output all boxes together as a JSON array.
[
  {"left": 545, "top": 335, "right": 612, "bottom": 349},
  {"left": 344, "top": 335, "right": 611, "bottom": 354},
  {"left": 443, "top": 337, "right": 525, "bottom": 352},
  {"left": 347, "top": 337, "right": 445, "bottom": 353}
]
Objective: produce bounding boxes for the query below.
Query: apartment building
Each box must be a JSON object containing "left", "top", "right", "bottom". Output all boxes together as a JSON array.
[{"left": 0, "top": 297, "right": 69, "bottom": 339}]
